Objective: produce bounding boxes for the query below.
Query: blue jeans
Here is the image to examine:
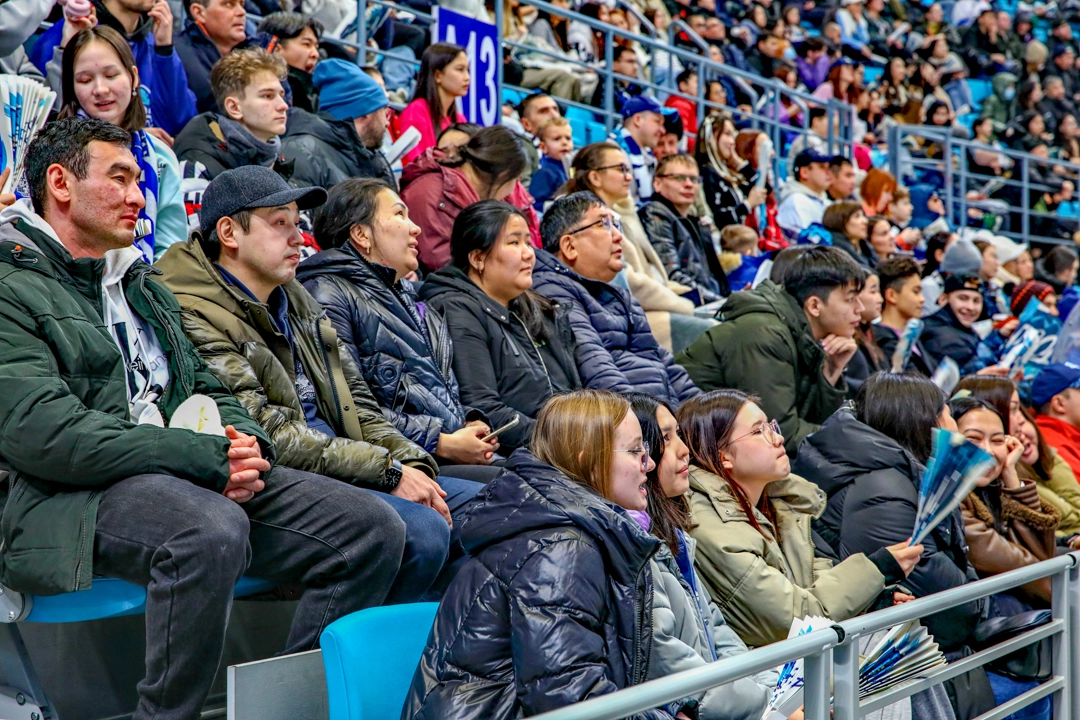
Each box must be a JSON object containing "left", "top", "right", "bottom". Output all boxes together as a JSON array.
[{"left": 375, "top": 473, "right": 484, "bottom": 604}]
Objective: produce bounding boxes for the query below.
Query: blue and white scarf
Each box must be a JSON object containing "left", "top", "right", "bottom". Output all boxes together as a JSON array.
[{"left": 130, "top": 130, "right": 159, "bottom": 264}]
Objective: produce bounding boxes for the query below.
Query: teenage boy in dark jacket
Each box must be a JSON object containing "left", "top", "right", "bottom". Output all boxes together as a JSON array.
[
  {"left": 0, "top": 117, "right": 408, "bottom": 720},
  {"left": 920, "top": 273, "right": 1011, "bottom": 375},
  {"left": 532, "top": 192, "right": 699, "bottom": 407},
  {"left": 677, "top": 245, "right": 866, "bottom": 455},
  {"left": 158, "top": 165, "right": 485, "bottom": 604},
  {"left": 282, "top": 59, "right": 396, "bottom": 190},
  {"left": 873, "top": 256, "right": 939, "bottom": 377}
]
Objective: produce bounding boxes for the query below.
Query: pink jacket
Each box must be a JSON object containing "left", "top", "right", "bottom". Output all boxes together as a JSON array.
[
  {"left": 400, "top": 148, "right": 541, "bottom": 272},
  {"left": 399, "top": 98, "right": 466, "bottom": 165}
]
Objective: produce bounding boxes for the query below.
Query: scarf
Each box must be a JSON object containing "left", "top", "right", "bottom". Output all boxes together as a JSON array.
[
  {"left": 130, "top": 130, "right": 159, "bottom": 264},
  {"left": 217, "top": 116, "right": 282, "bottom": 168}
]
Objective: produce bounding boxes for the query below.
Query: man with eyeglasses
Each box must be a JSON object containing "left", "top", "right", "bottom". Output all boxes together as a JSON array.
[
  {"left": 532, "top": 192, "right": 700, "bottom": 408},
  {"left": 777, "top": 148, "right": 834, "bottom": 236},
  {"left": 611, "top": 95, "right": 666, "bottom": 202},
  {"left": 639, "top": 154, "right": 730, "bottom": 304}
]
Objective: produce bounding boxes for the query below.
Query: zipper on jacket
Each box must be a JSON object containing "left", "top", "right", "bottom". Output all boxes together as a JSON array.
[
  {"left": 388, "top": 281, "right": 453, "bottom": 388},
  {"left": 632, "top": 552, "right": 658, "bottom": 686},
  {"left": 315, "top": 320, "right": 347, "bottom": 431},
  {"left": 511, "top": 312, "right": 554, "bottom": 396}
]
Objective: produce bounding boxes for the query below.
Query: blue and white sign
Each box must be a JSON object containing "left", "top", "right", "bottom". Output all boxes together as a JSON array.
[{"left": 433, "top": 7, "right": 499, "bottom": 126}]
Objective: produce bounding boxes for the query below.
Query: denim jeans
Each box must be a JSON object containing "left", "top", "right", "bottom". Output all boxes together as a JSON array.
[
  {"left": 92, "top": 467, "right": 406, "bottom": 720},
  {"left": 378, "top": 472, "right": 485, "bottom": 604}
]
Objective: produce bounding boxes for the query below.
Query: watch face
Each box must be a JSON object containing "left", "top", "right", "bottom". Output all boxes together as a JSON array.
[{"left": 386, "top": 463, "right": 403, "bottom": 484}]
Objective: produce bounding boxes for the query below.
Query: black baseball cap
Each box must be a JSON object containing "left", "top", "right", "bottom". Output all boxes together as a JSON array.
[
  {"left": 199, "top": 165, "right": 327, "bottom": 236},
  {"left": 793, "top": 148, "right": 831, "bottom": 171}
]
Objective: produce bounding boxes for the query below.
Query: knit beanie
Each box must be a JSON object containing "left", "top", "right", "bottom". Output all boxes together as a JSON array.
[
  {"left": 1010, "top": 280, "right": 1054, "bottom": 315},
  {"left": 940, "top": 238, "right": 984, "bottom": 276},
  {"left": 312, "top": 59, "right": 388, "bottom": 121}
]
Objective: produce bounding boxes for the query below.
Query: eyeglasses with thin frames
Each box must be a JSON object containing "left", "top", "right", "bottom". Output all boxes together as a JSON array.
[
  {"left": 656, "top": 173, "right": 702, "bottom": 185},
  {"left": 567, "top": 214, "right": 621, "bottom": 236},
  {"left": 723, "top": 419, "right": 783, "bottom": 448},
  {"left": 596, "top": 163, "right": 634, "bottom": 177},
  {"left": 615, "top": 441, "right": 651, "bottom": 472}
]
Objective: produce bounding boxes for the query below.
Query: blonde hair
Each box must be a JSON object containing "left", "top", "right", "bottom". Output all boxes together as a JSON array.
[
  {"left": 720, "top": 224, "right": 759, "bottom": 253},
  {"left": 210, "top": 48, "right": 287, "bottom": 110},
  {"left": 531, "top": 390, "right": 630, "bottom": 500},
  {"left": 537, "top": 116, "right": 571, "bottom": 142}
]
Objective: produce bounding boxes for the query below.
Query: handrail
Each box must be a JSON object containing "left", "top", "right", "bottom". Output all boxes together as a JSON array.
[
  {"left": 532, "top": 552, "right": 1080, "bottom": 720},
  {"left": 668, "top": 19, "right": 709, "bottom": 54},
  {"left": 615, "top": 0, "right": 656, "bottom": 38}
]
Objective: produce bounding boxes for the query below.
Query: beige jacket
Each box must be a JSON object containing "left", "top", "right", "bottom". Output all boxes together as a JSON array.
[
  {"left": 687, "top": 468, "right": 886, "bottom": 648},
  {"left": 1024, "top": 452, "right": 1080, "bottom": 538},
  {"left": 612, "top": 196, "right": 695, "bottom": 316}
]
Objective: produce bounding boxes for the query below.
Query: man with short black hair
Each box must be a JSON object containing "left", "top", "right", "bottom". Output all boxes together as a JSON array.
[
  {"left": 590, "top": 45, "right": 644, "bottom": 114},
  {"left": 158, "top": 164, "right": 483, "bottom": 608},
  {"left": 827, "top": 156, "right": 857, "bottom": 201},
  {"left": 787, "top": 107, "right": 830, "bottom": 165},
  {"left": 746, "top": 29, "right": 783, "bottom": 78},
  {"left": 1, "top": 117, "right": 408, "bottom": 720},
  {"left": 920, "top": 273, "right": 1011, "bottom": 374},
  {"left": 531, "top": 192, "right": 699, "bottom": 407},
  {"left": 516, "top": 92, "right": 562, "bottom": 186},
  {"left": 777, "top": 148, "right": 833, "bottom": 234},
  {"left": 176, "top": 0, "right": 253, "bottom": 112},
  {"left": 257, "top": 11, "right": 324, "bottom": 112},
  {"left": 677, "top": 245, "right": 866, "bottom": 454},
  {"left": 282, "top": 58, "right": 395, "bottom": 190},
  {"left": 664, "top": 69, "right": 700, "bottom": 150},
  {"left": 873, "top": 256, "right": 937, "bottom": 376}
]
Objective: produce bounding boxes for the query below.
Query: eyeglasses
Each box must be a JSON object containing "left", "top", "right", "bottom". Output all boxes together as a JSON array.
[
  {"left": 616, "top": 441, "right": 652, "bottom": 472},
  {"left": 567, "top": 214, "right": 621, "bottom": 236},
  {"left": 596, "top": 163, "right": 634, "bottom": 177},
  {"left": 723, "top": 419, "right": 783, "bottom": 448},
  {"left": 656, "top": 173, "right": 702, "bottom": 185}
]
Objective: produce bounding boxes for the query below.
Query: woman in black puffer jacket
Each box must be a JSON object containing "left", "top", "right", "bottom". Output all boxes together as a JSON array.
[
  {"left": 299, "top": 179, "right": 499, "bottom": 468},
  {"left": 418, "top": 201, "right": 581, "bottom": 452},
  {"left": 403, "top": 390, "right": 687, "bottom": 720},
  {"left": 792, "top": 373, "right": 986, "bottom": 654}
]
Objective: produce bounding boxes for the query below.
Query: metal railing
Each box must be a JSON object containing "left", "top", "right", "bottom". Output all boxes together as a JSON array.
[
  {"left": 887, "top": 124, "right": 1080, "bottom": 246},
  {"left": 531, "top": 552, "right": 1080, "bottom": 720}
]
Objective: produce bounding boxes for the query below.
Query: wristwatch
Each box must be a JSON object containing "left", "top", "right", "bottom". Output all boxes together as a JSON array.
[{"left": 385, "top": 458, "right": 403, "bottom": 488}]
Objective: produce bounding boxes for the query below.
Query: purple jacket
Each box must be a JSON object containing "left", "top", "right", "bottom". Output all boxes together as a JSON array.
[{"left": 797, "top": 55, "right": 831, "bottom": 92}]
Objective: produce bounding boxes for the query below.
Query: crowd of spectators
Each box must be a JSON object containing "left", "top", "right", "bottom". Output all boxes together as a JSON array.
[{"left": 5, "top": 0, "right": 1080, "bottom": 719}]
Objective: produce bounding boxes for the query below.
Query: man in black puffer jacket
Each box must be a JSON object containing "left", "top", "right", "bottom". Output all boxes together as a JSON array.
[
  {"left": 281, "top": 59, "right": 395, "bottom": 190},
  {"left": 403, "top": 448, "right": 681, "bottom": 720},
  {"left": 794, "top": 405, "right": 985, "bottom": 653}
]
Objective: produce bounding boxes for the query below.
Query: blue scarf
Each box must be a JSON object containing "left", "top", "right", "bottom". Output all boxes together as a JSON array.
[{"left": 130, "top": 129, "right": 159, "bottom": 263}]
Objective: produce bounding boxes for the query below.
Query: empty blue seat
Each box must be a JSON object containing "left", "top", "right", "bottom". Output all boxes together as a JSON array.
[
  {"left": 864, "top": 66, "right": 884, "bottom": 86},
  {"left": 968, "top": 79, "right": 993, "bottom": 108},
  {"left": 321, "top": 603, "right": 439, "bottom": 720},
  {"left": 23, "top": 576, "right": 276, "bottom": 623}
]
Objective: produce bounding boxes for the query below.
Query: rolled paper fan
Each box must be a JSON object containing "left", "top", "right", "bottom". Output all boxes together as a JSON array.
[
  {"left": 762, "top": 616, "right": 833, "bottom": 720},
  {"left": 859, "top": 621, "right": 947, "bottom": 697},
  {"left": 0, "top": 76, "right": 56, "bottom": 195},
  {"left": 912, "top": 428, "right": 996, "bottom": 544},
  {"left": 891, "top": 318, "right": 924, "bottom": 373}
]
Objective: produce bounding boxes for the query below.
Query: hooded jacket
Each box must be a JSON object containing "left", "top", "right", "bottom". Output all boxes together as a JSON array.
[
  {"left": 402, "top": 449, "right": 679, "bottom": 720},
  {"left": 638, "top": 194, "right": 730, "bottom": 303},
  {"left": 648, "top": 536, "right": 775, "bottom": 720},
  {"left": 33, "top": 0, "right": 197, "bottom": 136},
  {"left": 920, "top": 304, "right": 1004, "bottom": 375},
  {"left": 676, "top": 280, "right": 848, "bottom": 456},
  {"left": 419, "top": 266, "right": 581, "bottom": 451},
  {"left": 980, "top": 72, "right": 1018, "bottom": 134},
  {"left": 1022, "top": 452, "right": 1080, "bottom": 537},
  {"left": 295, "top": 244, "right": 482, "bottom": 454},
  {"left": 960, "top": 482, "right": 1059, "bottom": 604},
  {"left": 530, "top": 250, "right": 699, "bottom": 406},
  {"left": 174, "top": 20, "right": 252, "bottom": 113},
  {"left": 0, "top": 203, "right": 270, "bottom": 596},
  {"left": 686, "top": 468, "right": 887, "bottom": 648},
  {"left": 792, "top": 409, "right": 984, "bottom": 651},
  {"left": 280, "top": 109, "right": 395, "bottom": 190},
  {"left": 156, "top": 238, "right": 437, "bottom": 488},
  {"left": 399, "top": 148, "right": 541, "bottom": 272},
  {"left": 775, "top": 179, "right": 830, "bottom": 234}
]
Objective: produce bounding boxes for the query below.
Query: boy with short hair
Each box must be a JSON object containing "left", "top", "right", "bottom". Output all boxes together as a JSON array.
[
  {"left": 529, "top": 116, "right": 573, "bottom": 212},
  {"left": 719, "top": 224, "right": 763, "bottom": 291},
  {"left": 920, "top": 273, "right": 1011, "bottom": 375},
  {"left": 873, "top": 256, "right": 937, "bottom": 376}
]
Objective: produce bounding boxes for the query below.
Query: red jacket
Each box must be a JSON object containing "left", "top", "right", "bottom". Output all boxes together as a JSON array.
[
  {"left": 1036, "top": 414, "right": 1080, "bottom": 482},
  {"left": 400, "top": 148, "right": 541, "bottom": 273},
  {"left": 664, "top": 95, "right": 698, "bottom": 153}
]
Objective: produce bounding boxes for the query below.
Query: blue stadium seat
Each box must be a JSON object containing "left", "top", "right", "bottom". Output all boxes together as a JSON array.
[
  {"left": 23, "top": 576, "right": 276, "bottom": 623},
  {"left": 968, "top": 79, "right": 993, "bottom": 109},
  {"left": 565, "top": 106, "right": 597, "bottom": 147},
  {"left": 588, "top": 120, "right": 609, "bottom": 144},
  {"left": 321, "top": 603, "right": 439, "bottom": 720},
  {"left": 864, "top": 66, "right": 884, "bottom": 86}
]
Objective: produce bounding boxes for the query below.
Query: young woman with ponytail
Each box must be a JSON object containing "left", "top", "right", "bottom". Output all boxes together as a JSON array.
[{"left": 677, "top": 389, "right": 923, "bottom": 648}]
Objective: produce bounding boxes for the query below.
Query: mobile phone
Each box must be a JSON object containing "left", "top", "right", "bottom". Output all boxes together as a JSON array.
[{"left": 482, "top": 415, "right": 520, "bottom": 442}]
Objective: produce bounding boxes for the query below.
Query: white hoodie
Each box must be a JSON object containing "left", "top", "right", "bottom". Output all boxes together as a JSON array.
[{"left": 0, "top": 200, "right": 170, "bottom": 424}]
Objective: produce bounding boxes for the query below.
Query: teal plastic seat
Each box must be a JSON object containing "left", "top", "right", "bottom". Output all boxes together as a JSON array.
[
  {"left": 320, "top": 603, "right": 439, "bottom": 720},
  {"left": 23, "top": 576, "right": 276, "bottom": 623}
]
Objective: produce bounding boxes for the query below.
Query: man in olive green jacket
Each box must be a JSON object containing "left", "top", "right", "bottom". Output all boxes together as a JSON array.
[
  {"left": 0, "top": 118, "right": 410, "bottom": 720},
  {"left": 677, "top": 246, "right": 865, "bottom": 455},
  {"left": 158, "top": 165, "right": 483, "bottom": 605}
]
